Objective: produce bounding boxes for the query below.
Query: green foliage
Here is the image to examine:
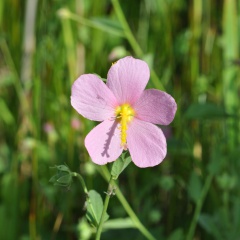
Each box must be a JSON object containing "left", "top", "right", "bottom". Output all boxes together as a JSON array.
[
  {"left": 0, "top": 0, "right": 240, "bottom": 239},
  {"left": 49, "top": 165, "right": 73, "bottom": 188},
  {"left": 86, "top": 190, "right": 109, "bottom": 228},
  {"left": 111, "top": 154, "right": 132, "bottom": 180}
]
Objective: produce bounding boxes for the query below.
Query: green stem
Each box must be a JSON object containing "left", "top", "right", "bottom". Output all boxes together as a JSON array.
[
  {"left": 186, "top": 174, "right": 213, "bottom": 240},
  {"left": 111, "top": 0, "right": 143, "bottom": 57},
  {"left": 61, "top": 9, "right": 125, "bottom": 37},
  {"left": 100, "top": 166, "right": 156, "bottom": 240},
  {"left": 111, "top": 0, "right": 165, "bottom": 91},
  {"left": 72, "top": 172, "right": 88, "bottom": 195},
  {"left": 95, "top": 176, "right": 114, "bottom": 240}
]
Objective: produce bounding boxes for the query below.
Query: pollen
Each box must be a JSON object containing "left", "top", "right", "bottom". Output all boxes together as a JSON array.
[{"left": 115, "top": 103, "right": 135, "bottom": 147}]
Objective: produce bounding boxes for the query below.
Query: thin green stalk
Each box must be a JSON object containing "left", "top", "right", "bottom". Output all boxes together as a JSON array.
[
  {"left": 59, "top": 10, "right": 76, "bottom": 169},
  {"left": 111, "top": 0, "right": 142, "bottom": 57},
  {"left": 0, "top": 0, "right": 4, "bottom": 28},
  {"left": 21, "top": 0, "right": 38, "bottom": 85},
  {"left": 59, "top": 9, "right": 76, "bottom": 84},
  {"left": 59, "top": 9, "right": 125, "bottom": 37},
  {"left": 100, "top": 166, "right": 156, "bottom": 240},
  {"left": 190, "top": 0, "right": 201, "bottom": 87},
  {"left": 0, "top": 39, "right": 23, "bottom": 101},
  {"left": 186, "top": 174, "right": 213, "bottom": 240},
  {"left": 222, "top": 0, "right": 239, "bottom": 149},
  {"left": 72, "top": 172, "right": 88, "bottom": 195},
  {"left": 95, "top": 176, "right": 114, "bottom": 240},
  {"left": 111, "top": 0, "right": 165, "bottom": 91}
]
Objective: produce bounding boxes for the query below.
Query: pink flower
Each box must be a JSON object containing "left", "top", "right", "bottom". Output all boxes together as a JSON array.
[{"left": 71, "top": 56, "right": 177, "bottom": 168}]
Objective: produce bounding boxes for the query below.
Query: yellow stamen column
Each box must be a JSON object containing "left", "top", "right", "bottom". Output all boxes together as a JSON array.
[{"left": 115, "top": 104, "right": 135, "bottom": 147}]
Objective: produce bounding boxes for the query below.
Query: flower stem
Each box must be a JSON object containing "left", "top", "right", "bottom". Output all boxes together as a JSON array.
[
  {"left": 186, "top": 174, "right": 213, "bottom": 240},
  {"left": 100, "top": 166, "right": 156, "bottom": 240},
  {"left": 95, "top": 176, "right": 114, "bottom": 240},
  {"left": 72, "top": 172, "right": 88, "bottom": 195}
]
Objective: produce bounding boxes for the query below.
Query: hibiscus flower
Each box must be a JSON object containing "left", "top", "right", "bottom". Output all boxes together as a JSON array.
[{"left": 71, "top": 56, "right": 177, "bottom": 168}]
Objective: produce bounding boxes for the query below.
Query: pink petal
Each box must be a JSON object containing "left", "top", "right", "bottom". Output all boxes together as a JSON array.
[
  {"left": 107, "top": 56, "right": 150, "bottom": 105},
  {"left": 134, "top": 89, "right": 177, "bottom": 125},
  {"left": 127, "top": 119, "right": 167, "bottom": 168},
  {"left": 71, "top": 74, "right": 118, "bottom": 121},
  {"left": 85, "top": 119, "right": 123, "bottom": 165}
]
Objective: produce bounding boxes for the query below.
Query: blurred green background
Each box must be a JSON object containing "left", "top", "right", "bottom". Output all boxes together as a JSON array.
[{"left": 0, "top": 0, "right": 240, "bottom": 239}]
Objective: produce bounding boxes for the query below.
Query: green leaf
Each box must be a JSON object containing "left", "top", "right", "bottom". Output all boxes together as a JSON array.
[
  {"left": 49, "top": 174, "right": 59, "bottom": 183},
  {"left": 77, "top": 218, "right": 93, "bottom": 240},
  {"left": 49, "top": 164, "right": 72, "bottom": 187},
  {"left": 111, "top": 158, "right": 124, "bottom": 178},
  {"left": 86, "top": 190, "right": 109, "bottom": 227},
  {"left": 56, "top": 165, "right": 70, "bottom": 172},
  {"left": 121, "top": 156, "right": 132, "bottom": 172},
  {"left": 56, "top": 174, "right": 72, "bottom": 184},
  {"left": 111, "top": 155, "right": 131, "bottom": 179}
]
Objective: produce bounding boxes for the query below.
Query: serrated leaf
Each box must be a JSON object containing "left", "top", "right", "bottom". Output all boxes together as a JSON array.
[{"left": 86, "top": 190, "right": 109, "bottom": 227}]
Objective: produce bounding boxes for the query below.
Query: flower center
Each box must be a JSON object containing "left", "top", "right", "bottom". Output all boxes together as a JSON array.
[{"left": 115, "top": 103, "right": 135, "bottom": 147}]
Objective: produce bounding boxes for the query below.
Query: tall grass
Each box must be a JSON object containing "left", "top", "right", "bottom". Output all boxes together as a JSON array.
[{"left": 0, "top": 0, "right": 239, "bottom": 239}]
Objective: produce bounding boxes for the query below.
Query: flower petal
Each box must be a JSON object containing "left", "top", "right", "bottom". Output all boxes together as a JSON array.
[
  {"left": 107, "top": 56, "right": 150, "bottom": 105},
  {"left": 127, "top": 119, "right": 167, "bottom": 168},
  {"left": 71, "top": 74, "right": 118, "bottom": 121},
  {"left": 134, "top": 89, "right": 177, "bottom": 125},
  {"left": 85, "top": 119, "right": 123, "bottom": 165}
]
